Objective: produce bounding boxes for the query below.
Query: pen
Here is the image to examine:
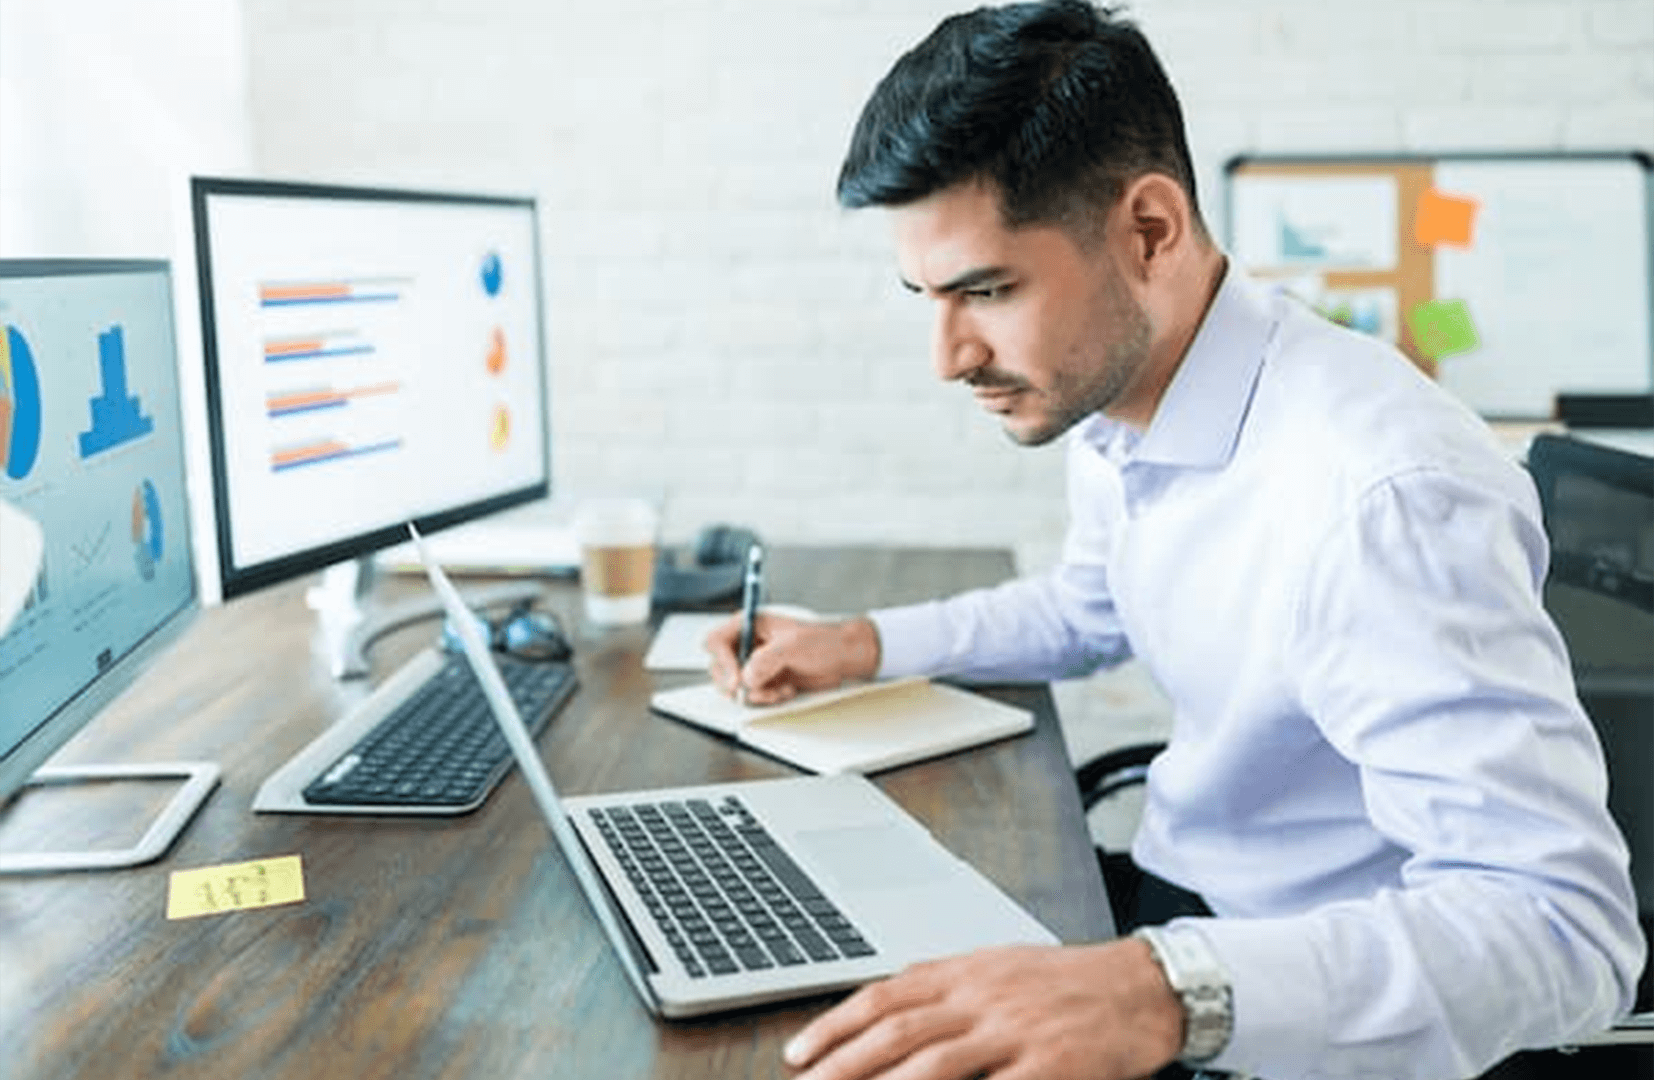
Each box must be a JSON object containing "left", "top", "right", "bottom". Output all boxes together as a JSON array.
[{"left": 736, "top": 543, "right": 764, "bottom": 704}]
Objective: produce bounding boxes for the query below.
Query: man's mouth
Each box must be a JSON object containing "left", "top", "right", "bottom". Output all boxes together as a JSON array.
[{"left": 972, "top": 386, "right": 1023, "bottom": 412}]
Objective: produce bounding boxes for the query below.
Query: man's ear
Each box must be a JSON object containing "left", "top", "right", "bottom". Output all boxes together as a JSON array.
[{"left": 1117, "top": 173, "right": 1195, "bottom": 279}]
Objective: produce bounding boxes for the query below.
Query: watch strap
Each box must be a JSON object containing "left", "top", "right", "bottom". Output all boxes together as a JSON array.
[{"left": 1133, "top": 924, "right": 1234, "bottom": 1065}]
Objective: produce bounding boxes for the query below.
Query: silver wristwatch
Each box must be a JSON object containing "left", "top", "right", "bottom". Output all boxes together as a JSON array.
[{"left": 1133, "top": 924, "right": 1234, "bottom": 1065}]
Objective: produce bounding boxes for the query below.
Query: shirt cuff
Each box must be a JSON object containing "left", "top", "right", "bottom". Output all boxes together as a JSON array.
[
  {"left": 1170, "top": 915, "right": 1331, "bottom": 1078},
  {"left": 866, "top": 603, "right": 951, "bottom": 679}
]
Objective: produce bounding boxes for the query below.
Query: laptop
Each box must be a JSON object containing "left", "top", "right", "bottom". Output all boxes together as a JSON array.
[{"left": 408, "top": 525, "right": 1058, "bottom": 1018}]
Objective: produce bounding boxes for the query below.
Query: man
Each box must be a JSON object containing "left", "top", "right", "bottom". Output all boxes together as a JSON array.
[{"left": 706, "top": 3, "right": 1645, "bottom": 1079}]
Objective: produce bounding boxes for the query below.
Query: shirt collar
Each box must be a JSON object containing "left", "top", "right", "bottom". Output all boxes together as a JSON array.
[{"left": 1078, "top": 262, "right": 1277, "bottom": 469}]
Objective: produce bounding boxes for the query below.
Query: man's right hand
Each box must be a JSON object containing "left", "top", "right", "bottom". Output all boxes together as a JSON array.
[{"left": 704, "top": 612, "right": 882, "bottom": 706}]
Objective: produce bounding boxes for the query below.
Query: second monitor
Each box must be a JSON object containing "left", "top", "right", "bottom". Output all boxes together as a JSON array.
[{"left": 191, "top": 176, "right": 551, "bottom": 604}]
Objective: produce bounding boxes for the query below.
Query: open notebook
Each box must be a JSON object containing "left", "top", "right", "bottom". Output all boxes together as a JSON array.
[{"left": 650, "top": 678, "right": 1034, "bottom": 775}]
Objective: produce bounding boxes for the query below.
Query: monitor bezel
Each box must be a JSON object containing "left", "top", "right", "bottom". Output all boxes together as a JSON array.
[
  {"left": 0, "top": 258, "right": 201, "bottom": 807},
  {"left": 189, "top": 176, "right": 552, "bottom": 600}
]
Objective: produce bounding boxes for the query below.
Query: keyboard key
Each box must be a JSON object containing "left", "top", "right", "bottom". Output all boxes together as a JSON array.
[
  {"left": 768, "top": 938, "right": 807, "bottom": 966},
  {"left": 836, "top": 937, "right": 876, "bottom": 959},
  {"left": 792, "top": 926, "right": 839, "bottom": 962}
]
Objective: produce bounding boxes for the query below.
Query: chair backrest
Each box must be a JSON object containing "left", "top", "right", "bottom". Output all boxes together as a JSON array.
[{"left": 1525, "top": 434, "right": 1654, "bottom": 1008}]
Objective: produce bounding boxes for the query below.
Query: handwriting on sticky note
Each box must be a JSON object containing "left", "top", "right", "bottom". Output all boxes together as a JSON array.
[
  {"left": 1414, "top": 188, "right": 1479, "bottom": 248},
  {"left": 166, "top": 855, "right": 305, "bottom": 920}
]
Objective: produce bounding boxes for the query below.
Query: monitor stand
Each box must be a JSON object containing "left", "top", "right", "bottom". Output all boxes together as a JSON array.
[
  {"left": 0, "top": 762, "right": 219, "bottom": 874},
  {"left": 310, "top": 554, "right": 543, "bottom": 680}
]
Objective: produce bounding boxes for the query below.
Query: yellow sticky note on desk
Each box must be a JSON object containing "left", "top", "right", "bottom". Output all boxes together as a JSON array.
[{"left": 166, "top": 855, "right": 305, "bottom": 920}]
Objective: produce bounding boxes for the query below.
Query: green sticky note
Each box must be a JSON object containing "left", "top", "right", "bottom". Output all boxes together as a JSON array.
[{"left": 1407, "top": 299, "right": 1479, "bottom": 361}]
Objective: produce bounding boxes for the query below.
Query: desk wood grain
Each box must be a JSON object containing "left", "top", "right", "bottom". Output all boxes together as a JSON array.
[{"left": 0, "top": 546, "right": 1112, "bottom": 1080}]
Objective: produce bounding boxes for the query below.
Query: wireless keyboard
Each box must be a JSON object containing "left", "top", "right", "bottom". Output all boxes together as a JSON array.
[{"left": 287, "top": 650, "right": 576, "bottom": 812}]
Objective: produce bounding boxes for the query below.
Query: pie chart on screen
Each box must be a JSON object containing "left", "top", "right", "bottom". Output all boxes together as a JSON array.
[
  {"left": 486, "top": 327, "right": 507, "bottom": 375},
  {"left": 490, "top": 404, "right": 511, "bottom": 452},
  {"left": 132, "top": 479, "right": 163, "bottom": 581},
  {"left": 1, "top": 324, "right": 43, "bottom": 481},
  {"left": 480, "top": 251, "right": 503, "bottom": 297}
]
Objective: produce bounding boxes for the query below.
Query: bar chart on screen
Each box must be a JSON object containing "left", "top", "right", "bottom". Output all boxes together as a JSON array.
[{"left": 78, "top": 325, "right": 155, "bottom": 458}]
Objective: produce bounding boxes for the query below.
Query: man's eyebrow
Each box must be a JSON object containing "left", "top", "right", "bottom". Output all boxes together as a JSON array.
[{"left": 899, "top": 266, "right": 1012, "bottom": 295}]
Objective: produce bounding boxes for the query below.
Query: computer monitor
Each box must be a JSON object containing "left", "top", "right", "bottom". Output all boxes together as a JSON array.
[
  {"left": 190, "top": 178, "right": 550, "bottom": 669},
  {"left": 0, "top": 259, "right": 218, "bottom": 873}
]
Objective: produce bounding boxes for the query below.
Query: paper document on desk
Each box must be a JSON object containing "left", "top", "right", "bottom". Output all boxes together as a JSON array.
[
  {"left": 650, "top": 677, "right": 1033, "bottom": 775},
  {"left": 378, "top": 515, "right": 579, "bottom": 575},
  {"left": 644, "top": 606, "right": 822, "bottom": 672},
  {"left": 643, "top": 613, "right": 730, "bottom": 671}
]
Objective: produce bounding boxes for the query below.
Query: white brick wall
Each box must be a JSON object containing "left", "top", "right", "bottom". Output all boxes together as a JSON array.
[
  {"left": 0, "top": 0, "right": 257, "bottom": 605},
  {"left": 238, "top": 0, "right": 1654, "bottom": 558}
]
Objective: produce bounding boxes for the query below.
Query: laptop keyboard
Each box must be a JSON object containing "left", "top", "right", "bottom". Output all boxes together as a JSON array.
[
  {"left": 302, "top": 652, "right": 576, "bottom": 809},
  {"left": 589, "top": 795, "right": 876, "bottom": 978}
]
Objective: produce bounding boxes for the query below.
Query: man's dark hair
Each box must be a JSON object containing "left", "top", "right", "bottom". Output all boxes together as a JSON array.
[{"left": 837, "top": 1, "right": 1202, "bottom": 235}]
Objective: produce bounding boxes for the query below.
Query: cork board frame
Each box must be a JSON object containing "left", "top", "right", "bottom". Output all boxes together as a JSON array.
[{"left": 1224, "top": 152, "right": 1653, "bottom": 420}]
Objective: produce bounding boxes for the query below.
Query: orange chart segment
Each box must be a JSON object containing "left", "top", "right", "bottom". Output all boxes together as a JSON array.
[{"left": 486, "top": 328, "right": 507, "bottom": 375}]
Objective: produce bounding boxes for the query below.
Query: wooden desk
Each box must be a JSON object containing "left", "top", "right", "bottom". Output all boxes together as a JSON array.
[{"left": 1, "top": 546, "right": 1113, "bottom": 1080}]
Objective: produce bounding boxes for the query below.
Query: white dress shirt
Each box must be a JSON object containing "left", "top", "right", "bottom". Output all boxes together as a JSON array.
[{"left": 869, "top": 267, "right": 1645, "bottom": 1080}]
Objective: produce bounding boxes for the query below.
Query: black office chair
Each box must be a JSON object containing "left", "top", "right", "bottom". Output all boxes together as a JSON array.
[
  {"left": 1075, "top": 738, "right": 1168, "bottom": 931},
  {"left": 1479, "top": 433, "right": 1654, "bottom": 1074}
]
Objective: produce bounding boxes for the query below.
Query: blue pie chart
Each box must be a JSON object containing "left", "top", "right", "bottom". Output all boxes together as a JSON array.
[
  {"left": 133, "top": 479, "right": 163, "bottom": 580},
  {"left": 2, "top": 324, "right": 43, "bottom": 481}
]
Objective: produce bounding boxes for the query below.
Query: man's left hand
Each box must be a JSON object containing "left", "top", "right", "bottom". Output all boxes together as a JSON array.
[{"left": 783, "top": 940, "right": 1185, "bottom": 1080}]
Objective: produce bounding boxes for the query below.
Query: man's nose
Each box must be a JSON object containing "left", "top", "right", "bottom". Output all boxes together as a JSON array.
[{"left": 932, "top": 303, "right": 986, "bottom": 382}]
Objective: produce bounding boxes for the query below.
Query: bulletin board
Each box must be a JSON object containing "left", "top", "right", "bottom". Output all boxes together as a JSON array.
[{"left": 1225, "top": 152, "right": 1653, "bottom": 419}]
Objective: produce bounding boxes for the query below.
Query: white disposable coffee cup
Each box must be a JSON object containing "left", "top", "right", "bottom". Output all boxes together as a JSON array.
[{"left": 574, "top": 497, "right": 658, "bottom": 626}]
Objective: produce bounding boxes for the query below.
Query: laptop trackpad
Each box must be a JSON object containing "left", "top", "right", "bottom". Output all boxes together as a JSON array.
[{"left": 794, "top": 824, "right": 953, "bottom": 890}]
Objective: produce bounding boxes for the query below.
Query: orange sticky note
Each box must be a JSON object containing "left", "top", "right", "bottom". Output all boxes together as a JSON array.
[{"left": 1414, "top": 189, "right": 1479, "bottom": 248}]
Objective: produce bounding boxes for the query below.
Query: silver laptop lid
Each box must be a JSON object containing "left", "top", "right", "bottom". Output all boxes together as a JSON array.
[{"left": 408, "top": 523, "right": 662, "bottom": 1012}]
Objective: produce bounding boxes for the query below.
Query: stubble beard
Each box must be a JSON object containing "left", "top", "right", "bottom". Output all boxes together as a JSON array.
[{"left": 1002, "top": 281, "right": 1154, "bottom": 448}]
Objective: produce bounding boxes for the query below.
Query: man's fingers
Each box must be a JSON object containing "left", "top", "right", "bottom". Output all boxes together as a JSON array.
[
  {"left": 739, "top": 644, "right": 796, "bottom": 705},
  {"left": 704, "top": 641, "right": 738, "bottom": 695},
  {"left": 878, "top": 1029, "right": 1012, "bottom": 1080},
  {"left": 707, "top": 614, "right": 868, "bottom": 705},
  {"left": 785, "top": 976, "right": 944, "bottom": 1071},
  {"left": 703, "top": 614, "right": 748, "bottom": 695},
  {"left": 792, "top": 1004, "right": 974, "bottom": 1080}
]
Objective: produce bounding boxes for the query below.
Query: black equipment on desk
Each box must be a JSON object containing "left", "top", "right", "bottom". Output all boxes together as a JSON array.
[
  {"left": 652, "top": 524, "right": 762, "bottom": 608},
  {"left": 441, "top": 598, "right": 572, "bottom": 663}
]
